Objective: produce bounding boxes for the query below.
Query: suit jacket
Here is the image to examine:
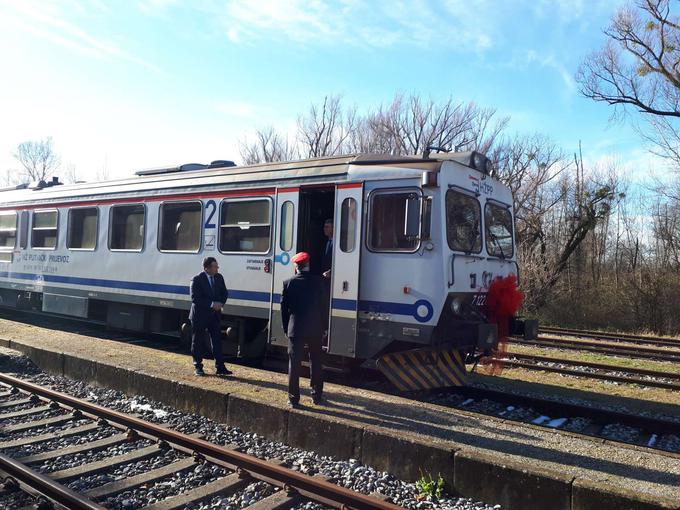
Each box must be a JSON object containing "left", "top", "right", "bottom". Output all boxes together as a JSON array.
[
  {"left": 189, "top": 272, "right": 228, "bottom": 326},
  {"left": 281, "top": 272, "right": 328, "bottom": 338},
  {"left": 320, "top": 238, "right": 333, "bottom": 274}
]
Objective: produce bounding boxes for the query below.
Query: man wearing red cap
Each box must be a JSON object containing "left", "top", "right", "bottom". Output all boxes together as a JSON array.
[{"left": 280, "top": 251, "right": 328, "bottom": 407}]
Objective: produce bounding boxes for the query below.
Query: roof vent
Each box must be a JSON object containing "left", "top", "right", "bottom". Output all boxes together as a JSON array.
[
  {"left": 443, "top": 151, "right": 493, "bottom": 175},
  {"left": 136, "top": 160, "right": 237, "bottom": 176},
  {"left": 209, "top": 160, "right": 236, "bottom": 168},
  {"left": 30, "top": 176, "right": 62, "bottom": 190},
  {"left": 0, "top": 183, "right": 28, "bottom": 193}
]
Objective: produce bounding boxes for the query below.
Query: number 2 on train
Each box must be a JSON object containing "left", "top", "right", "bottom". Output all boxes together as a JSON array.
[{"left": 204, "top": 200, "right": 217, "bottom": 229}]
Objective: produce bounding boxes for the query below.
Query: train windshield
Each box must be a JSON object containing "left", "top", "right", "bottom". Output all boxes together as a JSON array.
[
  {"left": 485, "top": 203, "right": 513, "bottom": 258},
  {"left": 445, "top": 190, "right": 481, "bottom": 253}
]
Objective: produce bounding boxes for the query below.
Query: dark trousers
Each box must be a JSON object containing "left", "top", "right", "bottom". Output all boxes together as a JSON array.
[
  {"left": 288, "top": 336, "right": 323, "bottom": 403},
  {"left": 191, "top": 312, "right": 224, "bottom": 369}
]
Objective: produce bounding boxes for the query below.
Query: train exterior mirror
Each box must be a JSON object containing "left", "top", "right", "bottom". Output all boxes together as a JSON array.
[{"left": 404, "top": 194, "right": 421, "bottom": 239}]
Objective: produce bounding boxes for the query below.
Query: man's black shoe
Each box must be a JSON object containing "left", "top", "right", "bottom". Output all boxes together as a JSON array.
[
  {"left": 312, "top": 396, "right": 325, "bottom": 405},
  {"left": 216, "top": 367, "right": 233, "bottom": 376},
  {"left": 287, "top": 401, "right": 301, "bottom": 409},
  {"left": 194, "top": 367, "right": 205, "bottom": 376}
]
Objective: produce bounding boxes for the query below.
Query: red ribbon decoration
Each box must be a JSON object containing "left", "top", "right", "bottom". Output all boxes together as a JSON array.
[{"left": 480, "top": 274, "right": 524, "bottom": 375}]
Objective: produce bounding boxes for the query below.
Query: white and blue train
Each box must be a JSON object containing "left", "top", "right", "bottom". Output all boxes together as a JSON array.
[{"left": 0, "top": 152, "right": 534, "bottom": 390}]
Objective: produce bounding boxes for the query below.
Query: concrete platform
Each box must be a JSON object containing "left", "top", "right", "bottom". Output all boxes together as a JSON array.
[{"left": 0, "top": 317, "right": 678, "bottom": 510}]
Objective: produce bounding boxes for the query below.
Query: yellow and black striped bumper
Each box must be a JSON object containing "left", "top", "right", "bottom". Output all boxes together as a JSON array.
[{"left": 377, "top": 348, "right": 468, "bottom": 391}]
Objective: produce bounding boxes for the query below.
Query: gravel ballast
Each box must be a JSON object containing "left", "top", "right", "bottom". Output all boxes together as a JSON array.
[{"left": 0, "top": 349, "right": 497, "bottom": 510}]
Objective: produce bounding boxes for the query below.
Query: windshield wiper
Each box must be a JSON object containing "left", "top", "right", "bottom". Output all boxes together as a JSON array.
[{"left": 488, "top": 230, "right": 506, "bottom": 259}]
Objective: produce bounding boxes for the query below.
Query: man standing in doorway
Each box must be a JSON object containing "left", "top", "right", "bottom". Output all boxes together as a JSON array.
[
  {"left": 189, "top": 256, "right": 232, "bottom": 377},
  {"left": 321, "top": 218, "right": 333, "bottom": 278},
  {"left": 281, "top": 252, "right": 327, "bottom": 408}
]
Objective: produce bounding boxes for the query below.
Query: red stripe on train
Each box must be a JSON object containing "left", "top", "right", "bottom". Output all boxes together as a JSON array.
[{"left": 0, "top": 188, "right": 277, "bottom": 211}]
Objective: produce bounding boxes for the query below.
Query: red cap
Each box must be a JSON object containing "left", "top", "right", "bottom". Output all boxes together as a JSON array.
[{"left": 291, "top": 252, "right": 310, "bottom": 264}]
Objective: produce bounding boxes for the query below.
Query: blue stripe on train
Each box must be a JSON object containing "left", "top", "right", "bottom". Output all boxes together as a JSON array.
[
  {"left": 0, "top": 271, "right": 269, "bottom": 303},
  {"left": 0, "top": 271, "right": 433, "bottom": 322}
]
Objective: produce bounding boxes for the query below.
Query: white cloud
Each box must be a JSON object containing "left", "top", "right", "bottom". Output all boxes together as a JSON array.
[
  {"left": 214, "top": 0, "right": 496, "bottom": 52},
  {"left": 1, "top": 1, "right": 163, "bottom": 73}
]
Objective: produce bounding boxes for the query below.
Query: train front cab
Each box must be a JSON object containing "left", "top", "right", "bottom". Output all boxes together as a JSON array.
[{"left": 376, "top": 155, "right": 532, "bottom": 391}]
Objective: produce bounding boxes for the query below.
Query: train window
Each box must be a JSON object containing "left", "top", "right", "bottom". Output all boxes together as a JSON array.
[
  {"left": 219, "top": 199, "right": 271, "bottom": 253},
  {"left": 67, "top": 208, "right": 98, "bottom": 250},
  {"left": 445, "top": 190, "right": 481, "bottom": 253},
  {"left": 31, "top": 210, "right": 58, "bottom": 249},
  {"left": 340, "top": 197, "right": 356, "bottom": 253},
  {"left": 485, "top": 202, "right": 514, "bottom": 258},
  {"left": 109, "top": 204, "right": 145, "bottom": 251},
  {"left": 280, "top": 201, "right": 294, "bottom": 252},
  {"left": 159, "top": 201, "right": 201, "bottom": 252},
  {"left": 368, "top": 190, "right": 421, "bottom": 252},
  {"left": 0, "top": 211, "right": 17, "bottom": 249}
]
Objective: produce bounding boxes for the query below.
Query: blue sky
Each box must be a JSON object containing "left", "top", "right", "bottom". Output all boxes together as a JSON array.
[{"left": 0, "top": 0, "right": 666, "bottom": 182}]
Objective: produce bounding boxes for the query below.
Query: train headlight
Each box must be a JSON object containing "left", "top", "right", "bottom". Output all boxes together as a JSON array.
[{"left": 451, "top": 297, "right": 463, "bottom": 316}]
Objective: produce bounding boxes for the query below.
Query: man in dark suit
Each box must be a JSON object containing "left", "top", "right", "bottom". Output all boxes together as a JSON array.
[
  {"left": 320, "top": 218, "right": 333, "bottom": 277},
  {"left": 189, "top": 256, "right": 232, "bottom": 376},
  {"left": 281, "top": 252, "right": 328, "bottom": 408}
]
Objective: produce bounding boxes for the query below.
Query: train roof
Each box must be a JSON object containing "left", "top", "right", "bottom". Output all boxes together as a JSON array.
[{"left": 0, "top": 152, "right": 489, "bottom": 208}]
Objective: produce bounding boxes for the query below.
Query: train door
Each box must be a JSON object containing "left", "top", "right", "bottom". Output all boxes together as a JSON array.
[
  {"left": 268, "top": 187, "right": 299, "bottom": 347},
  {"left": 327, "top": 183, "right": 363, "bottom": 357}
]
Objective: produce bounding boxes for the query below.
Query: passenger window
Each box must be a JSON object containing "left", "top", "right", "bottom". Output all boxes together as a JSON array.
[
  {"left": 368, "top": 190, "right": 421, "bottom": 252},
  {"left": 159, "top": 201, "right": 201, "bottom": 252},
  {"left": 67, "top": 208, "right": 98, "bottom": 250},
  {"left": 280, "top": 201, "right": 294, "bottom": 252},
  {"left": 0, "top": 211, "right": 17, "bottom": 249},
  {"left": 219, "top": 199, "right": 271, "bottom": 253},
  {"left": 32, "top": 210, "right": 58, "bottom": 249},
  {"left": 110, "top": 204, "right": 145, "bottom": 251},
  {"left": 340, "top": 197, "right": 356, "bottom": 253},
  {"left": 485, "top": 202, "right": 514, "bottom": 258},
  {"left": 445, "top": 190, "right": 481, "bottom": 253}
]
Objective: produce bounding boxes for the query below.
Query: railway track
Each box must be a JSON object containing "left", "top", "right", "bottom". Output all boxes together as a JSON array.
[
  {"left": 0, "top": 373, "right": 402, "bottom": 510},
  {"left": 509, "top": 335, "right": 680, "bottom": 363},
  {"left": 540, "top": 326, "right": 680, "bottom": 349},
  {"left": 495, "top": 352, "right": 680, "bottom": 391},
  {"left": 438, "top": 385, "right": 680, "bottom": 452},
  {"left": 1, "top": 311, "right": 679, "bottom": 458}
]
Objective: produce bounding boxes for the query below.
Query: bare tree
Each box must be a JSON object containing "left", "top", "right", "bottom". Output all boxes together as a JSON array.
[
  {"left": 577, "top": 1, "right": 680, "bottom": 166},
  {"left": 577, "top": 1, "right": 680, "bottom": 117},
  {"left": 297, "top": 95, "right": 357, "bottom": 158},
  {"left": 360, "top": 95, "right": 509, "bottom": 156},
  {"left": 490, "top": 135, "right": 621, "bottom": 311},
  {"left": 0, "top": 169, "right": 18, "bottom": 187},
  {"left": 64, "top": 163, "right": 80, "bottom": 184},
  {"left": 13, "top": 137, "right": 60, "bottom": 183},
  {"left": 239, "top": 127, "right": 298, "bottom": 165},
  {"left": 369, "top": 95, "right": 476, "bottom": 155}
]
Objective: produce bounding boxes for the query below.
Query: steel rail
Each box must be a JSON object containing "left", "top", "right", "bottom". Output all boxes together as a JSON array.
[
  {"left": 457, "top": 386, "right": 680, "bottom": 437},
  {"left": 0, "top": 452, "right": 105, "bottom": 510},
  {"left": 504, "top": 352, "right": 680, "bottom": 380},
  {"left": 541, "top": 326, "right": 680, "bottom": 348},
  {"left": 510, "top": 337, "right": 680, "bottom": 362},
  {"left": 493, "top": 356, "right": 680, "bottom": 391},
  {"left": 0, "top": 373, "right": 402, "bottom": 510}
]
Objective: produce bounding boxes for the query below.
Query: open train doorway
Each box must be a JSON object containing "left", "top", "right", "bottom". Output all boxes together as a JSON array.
[
  {"left": 298, "top": 186, "right": 335, "bottom": 349},
  {"left": 297, "top": 187, "right": 335, "bottom": 275}
]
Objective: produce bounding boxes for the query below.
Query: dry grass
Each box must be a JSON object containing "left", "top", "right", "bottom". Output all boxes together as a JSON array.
[
  {"left": 507, "top": 343, "right": 680, "bottom": 376},
  {"left": 472, "top": 362, "right": 680, "bottom": 417}
]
